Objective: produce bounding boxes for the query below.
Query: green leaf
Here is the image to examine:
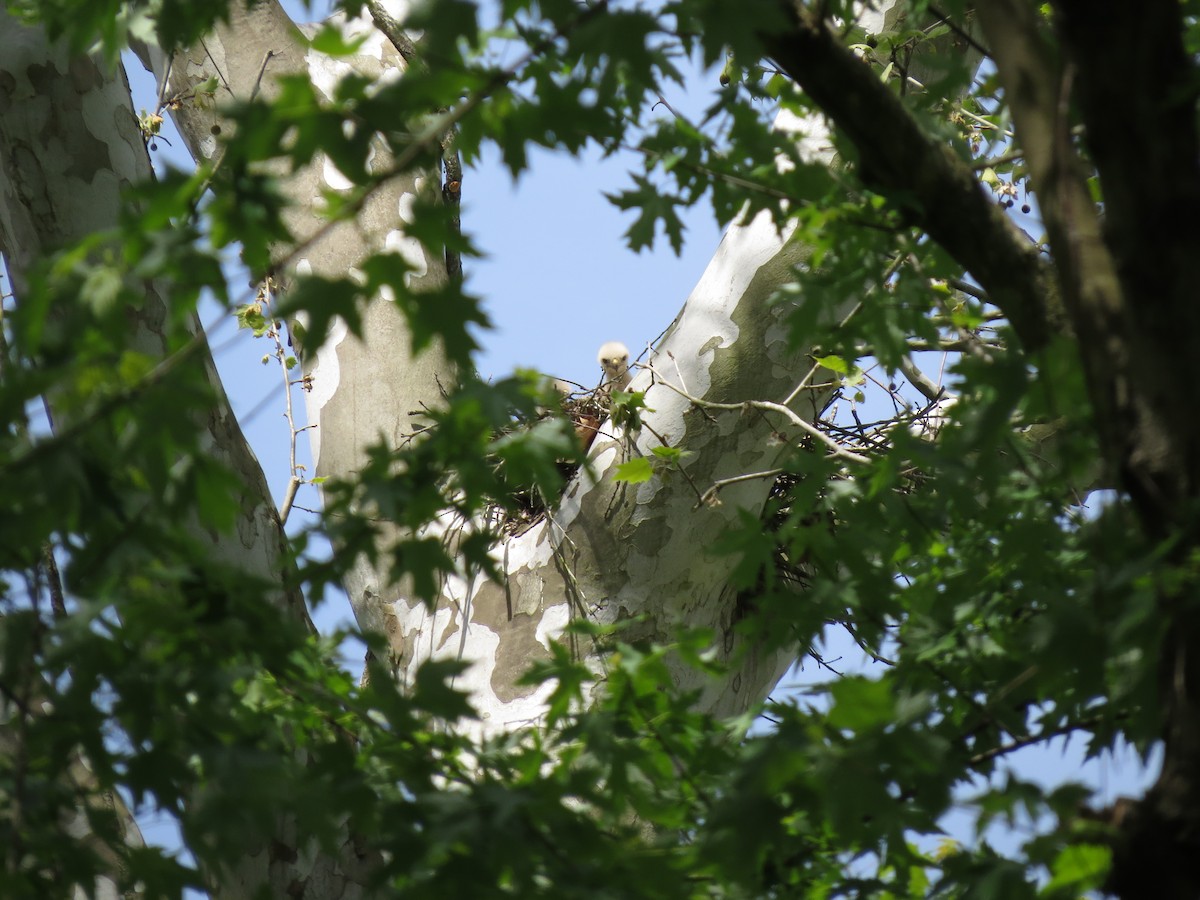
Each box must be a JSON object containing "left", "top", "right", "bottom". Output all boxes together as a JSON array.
[
  {"left": 1041, "top": 844, "right": 1110, "bottom": 895},
  {"left": 613, "top": 457, "right": 654, "bottom": 484},
  {"left": 235, "top": 303, "right": 269, "bottom": 337},
  {"left": 307, "top": 21, "right": 368, "bottom": 56},
  {"left": 413, "top": 658, "right": 476, "bottom": 721},
  {"left": 650, "top": 445, "right": 688, "bottom": 465},
  {"left": 826, "top": 676, "right": 894, "bottom": 733},
  {"left": 606, "top": 175, "right": 686, "bottom": 254},
  {"left": 814, "top": 354, "right": 849, "bottom": 375},
  {"left": 275, "top": 275, "right": 364, "bottom": 353}
]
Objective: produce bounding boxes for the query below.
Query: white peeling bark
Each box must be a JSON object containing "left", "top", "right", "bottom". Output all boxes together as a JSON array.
[
  {"left": 0, "top": 9, "right": 302, "bottom": 622},
  {"left": 0, "top": 5, "right": 318, "bottom": 897},
  {"left": 137, "top": 3, "right": 939, "bottom": 737},
  {"left": 141, "top": 0, "right": 951, "bottom": 744},
  {"left": 392, "top": 202, "right": 848, "bottom": 731},
  {"left": 380, "top": 40, "right": 916, "bottom": 730},
  {"left": 142, "top": 1, "right": 454, "bottom": 659},
  {"left": 0, "top": 0, "right": 954, "bottom": 895},
  {"left": 135, "top": 1, "right": 848, "bottom": 727},
  {"left": 210, "top": 4, "right": 922, "bottom": 734}
]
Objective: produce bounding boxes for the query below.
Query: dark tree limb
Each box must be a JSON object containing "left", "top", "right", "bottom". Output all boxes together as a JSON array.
[
  {"left": 977, "top": 5, "right": 1200, "bottom": 897},
  {"left": 1050, "top": 0, "right": 1200, "bottom": 525},
  {"left": 975, "top": 2, "right": 1126, "bottom": 486},
  {"left": 760, "top": 5, "right": 1064, "bottom": 354},
  {"left": 764, "top": 6, "right": 1200, "bottom": 897},
  {"left": 981, "top": 4, "right": 1200, "bottom": 897}
]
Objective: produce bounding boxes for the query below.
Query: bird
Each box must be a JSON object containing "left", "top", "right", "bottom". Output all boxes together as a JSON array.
[{"left": 597, "top": 341, "right": 631, "bottom": 392}]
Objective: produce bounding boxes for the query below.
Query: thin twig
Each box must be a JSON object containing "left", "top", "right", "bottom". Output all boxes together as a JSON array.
[
  {"left": 440, "top": 129, "right": 463, "bottom": 284},
  {"left": 364, "top": 0, "right": 463, "bottom": 282},
  {"left": 780, "top": 247, "right": 909, "bottom": 410},
  {"left": 945, "top": 277, "right": 990, "bottom": 302},
  {"left": 260, "top": 278, "right": 308, "bottom": 524},
  {"left": 967, "top": 715, "right": 1111, "bottom": 767},
  {"left": 926, "top": 4, "right": 992, "bottom": 57},
  {"left": 902, "top": 337, "right": 998, "bottom": 353},
  {"left": 696, "top": 468, "right": 784, "bottom": 508},
  {"left": 955, "top": 103, "right": 1016, "bottom": 138},
  {"left": 648, "top": 362, "right": 871, "bottom": 465},
  {"left": 624, "top": 143, "right": 829, "bottom": 208},
  {"left": 0, "top": 316, "right": 223, "bottom": 476},
  {"left": 666, "top": 350, "right": 689, "bottom": 396},
  {"left": 898, "top": 356, "right": 945, "bottom": 403},
  {"left": 41, "top": 546, "right": 67, "bottom": 620},
  {"left": 652, "top": 93, "right": 688, "bottom": 121},
  {"left": 781, "top": 321, "right": 855, "bottom": 409},
  {"left": 840, "top": 619, "right": 896, "bottom": 666},
  {"left": 639, "top": 419, "right": 705, "bottom": 504},
  {"left": 248, "top": 50, "right": 277, "bottom": 102},
  {"left": 198, "top": 35, "right": 233, "bottom": 93},
  {"left": 970, "top": 149, "right": 1023, "bottom": 171}
]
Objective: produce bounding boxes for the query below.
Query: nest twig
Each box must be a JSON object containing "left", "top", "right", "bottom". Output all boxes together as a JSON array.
[{"left": 494, "top": 382, "right": 613, "bottom": 536}]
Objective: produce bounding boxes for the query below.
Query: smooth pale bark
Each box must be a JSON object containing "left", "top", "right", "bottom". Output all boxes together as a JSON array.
[
  {"left": 454, "top": 211, "right": 842, "bottom": 726},
  {"left": 0, "top": 10, "right": 303, "bottom": 624},
  {"left": 0, "top": 6, "right": 319, "bottom": 897},
  {"left": 142, "top": 1, "right": 455, "bottom": 656},
  {"left": 286, "top": 8, "right": 906, "bottom": 729},
  {"left": 0, "top": 13, "right": 150, "bottom": 899},
  {"left": 139, "top": 0, "right": 863, "bottom": 729},
  {"left": 2, "top": 1, "right": 942, "bottom": 896},
  {"left": 127, "top": 3, "right": 453, "bottom": 895}
]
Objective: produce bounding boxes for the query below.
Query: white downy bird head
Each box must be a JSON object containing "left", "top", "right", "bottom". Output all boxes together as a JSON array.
[{"left": 596, "top": 341, "right": 631, "bottom": 390}]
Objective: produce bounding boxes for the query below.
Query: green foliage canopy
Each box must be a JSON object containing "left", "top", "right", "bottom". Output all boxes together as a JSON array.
[{"left": 2, "top": 0, "right": 1196, "bottom": 897}]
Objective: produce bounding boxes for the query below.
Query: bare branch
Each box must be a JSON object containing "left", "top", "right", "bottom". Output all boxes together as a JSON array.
[
  {"left": 648, "top": 363, "right": 871, "bottom": 466},
  {"left": 364, "top": 0, "right": 420, "bottom": 64},
  {"left": 898, "top": 356, "right": 945, "bottom": 403},
  {"left": 697, "top": 468, "right": 785, "bottom": 509}
]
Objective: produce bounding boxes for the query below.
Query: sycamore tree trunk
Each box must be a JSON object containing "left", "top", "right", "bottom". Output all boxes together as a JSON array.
[
  {"left": 9, "top": 0, "right": 1200, "bottom": 895},
  {"left": 291, "top": 7, "right": 919, "bottom": 730},
  {"left": 0, "top": 5, "right": 340, "bottom": 897},
  {"left": 0, "top": 1, "right": 993, "bottom": 897},
  {"left": 363, "top": 205, "right": 839, "bottom": 727},
  {"left": 143, "top": 0, "right": 907, "bottom": 733},
  {"left": 290, "top": 61, "right": 855, "bottom": 721},
  {"left": 143, "top": 0, "right": 822, "bottom": 728}
]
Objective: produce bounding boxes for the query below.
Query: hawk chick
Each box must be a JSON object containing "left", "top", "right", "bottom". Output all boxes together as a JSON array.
[{"left": 597, "top": 341, "right": 631, "bottom": 392}]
